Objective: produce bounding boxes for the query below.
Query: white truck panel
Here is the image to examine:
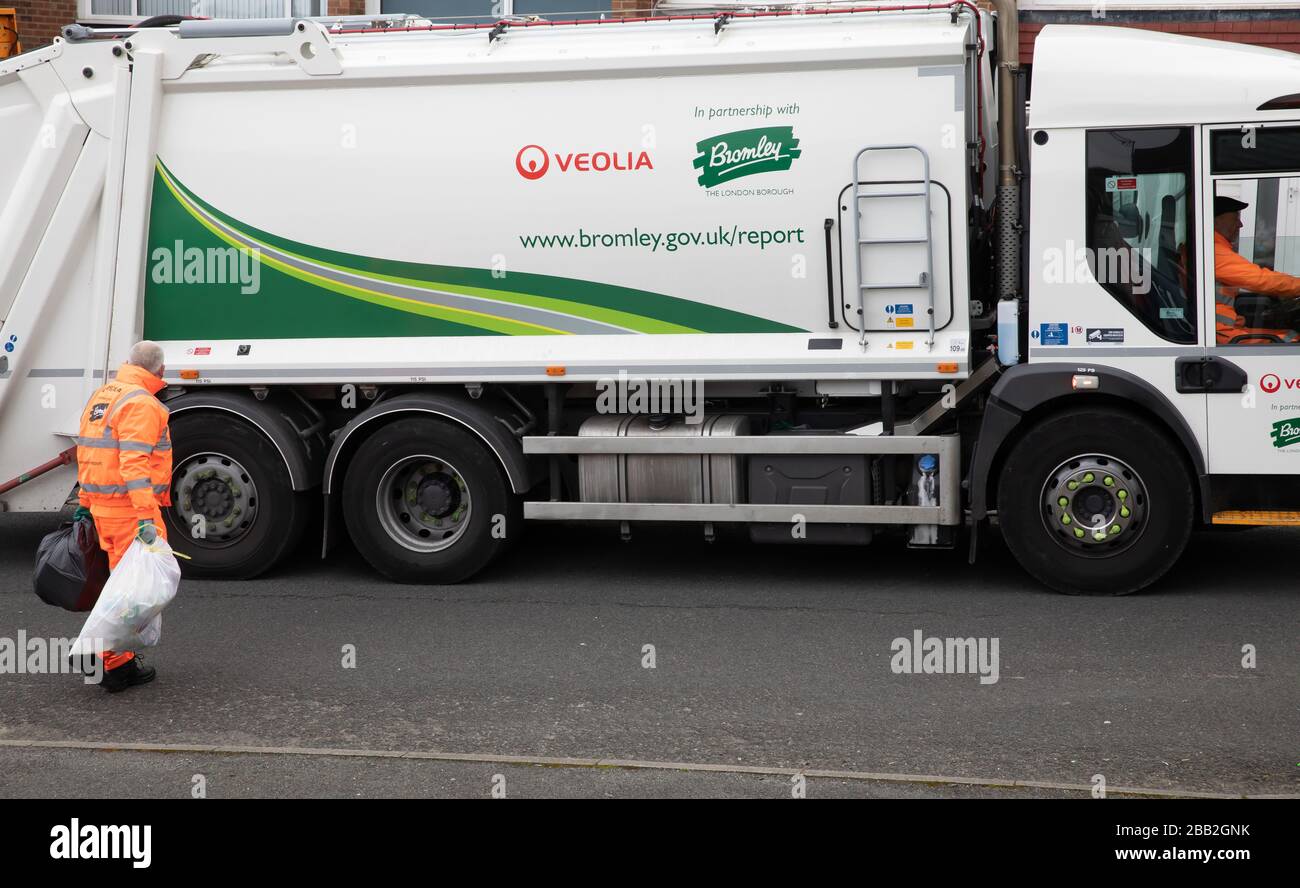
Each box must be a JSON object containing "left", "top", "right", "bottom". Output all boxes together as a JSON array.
[{"left": 120, "top": 13, "right": 977, "bottom": 382}]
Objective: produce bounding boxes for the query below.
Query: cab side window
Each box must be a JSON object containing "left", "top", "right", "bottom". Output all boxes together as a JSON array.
[
  {"left": 1085, "top": 128, "right": 1197, "bottom": 344},
  {"left": 1210, "top": 126, "right": 1300, "bottom": 346}
]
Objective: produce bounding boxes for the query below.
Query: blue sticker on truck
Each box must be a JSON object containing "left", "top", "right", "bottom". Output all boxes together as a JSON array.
[{"left": 1038, "top": 323, "right": 1069, "bottom": 346}]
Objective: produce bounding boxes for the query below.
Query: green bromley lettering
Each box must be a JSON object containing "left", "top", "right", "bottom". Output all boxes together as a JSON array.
[
  {"left": 1270, "top": 418, "right": 1300, "bottom": 449},
  {"left": 694, "top": 127, "right": 801, "bottom": 188}
]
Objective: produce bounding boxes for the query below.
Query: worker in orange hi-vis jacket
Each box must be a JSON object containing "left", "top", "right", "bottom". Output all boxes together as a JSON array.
[
  {"left": 1214, "top": 195, "right": 1300, "bottom": 345},
  {"left": 74, "top": 341, "right": 173, "bottom": 693}
]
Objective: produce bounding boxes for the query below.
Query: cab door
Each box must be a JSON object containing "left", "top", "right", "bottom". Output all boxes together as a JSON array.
[{"left": 1203, "top": 123, "right": 1300, "bottom": 473}]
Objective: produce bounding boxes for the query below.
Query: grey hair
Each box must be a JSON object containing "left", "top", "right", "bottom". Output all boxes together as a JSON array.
[{"left": 127, "top": 340, "right": 165, "bottom": 375}]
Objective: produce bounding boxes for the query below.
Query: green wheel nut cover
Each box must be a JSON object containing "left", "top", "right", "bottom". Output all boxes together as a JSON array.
[
  {"left": 1120, "top": 506, "right": 1130, "bottom": 518},
  {"left": 1067, "top": 480, "right": 1079, "bottom": 490},
  {"left": 1103, "top": 475, "right": 1115, "bottom": 487},
  {"left": 1062, "top": 513, "right": 1072, "bottom": 525},
  {"left": 1058, "top": 496, "right": 1069, "bottom": 507},
  {"left": 1083, "top": 472, "right": 1095, "bottom": 483},
  {"left": 1093, "top": 530, "right": 1107, "bottom": 541},
  {"left": 1117, "top": 489, "right": 1128, "bottom": 500},
  {"left": 1110, "top": 524, "right": 1121, "bottom": 535},
  {"left": 1074, "top": 527, "right": 1086, "bottom": 539}
]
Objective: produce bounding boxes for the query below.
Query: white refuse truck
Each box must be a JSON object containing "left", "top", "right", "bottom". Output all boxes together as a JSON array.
[{"left": 2, "top": 2, "right": 1298, "bottom": 594}]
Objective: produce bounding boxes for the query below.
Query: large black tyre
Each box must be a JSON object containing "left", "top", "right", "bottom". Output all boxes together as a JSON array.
[
  {"left": 997, "top": 408, "right": 1195, "bottom": 595},
  {"left": 163, "top": 412, "right": 310, "bottom": 579},
  {"left": 342, "top": 417, "right": 520, "bottom": 583}
]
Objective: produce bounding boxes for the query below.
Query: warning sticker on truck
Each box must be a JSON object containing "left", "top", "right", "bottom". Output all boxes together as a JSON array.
[
  {"left": 1038, "top": 323, "right": 1069, "bottom": 346},
  {"left": 1086, "top": 328, "right": 1124, "bottom": 343}
]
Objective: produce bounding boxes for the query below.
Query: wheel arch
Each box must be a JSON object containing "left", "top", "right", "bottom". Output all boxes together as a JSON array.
[
  {"left": 320, "top": 391, "right": 536, "bottom": 557},
  {"left": 322, "top": 392, "right": 535, "bottom": 498},
  {"left": 968, "top": 363, "right": 1210, "bottom": 524},
  {"left": 165, "top": 389, "right": 325, "bottom": 492}
]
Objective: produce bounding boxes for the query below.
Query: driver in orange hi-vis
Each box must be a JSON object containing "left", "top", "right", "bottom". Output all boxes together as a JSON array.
[{"left": 1214, "top": 195, "right": 1300, "bottom": 345}]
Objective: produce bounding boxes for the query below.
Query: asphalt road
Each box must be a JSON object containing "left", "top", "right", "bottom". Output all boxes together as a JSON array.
[{"left": 0, "top": 512, "right": 1296, "bottom": 799}]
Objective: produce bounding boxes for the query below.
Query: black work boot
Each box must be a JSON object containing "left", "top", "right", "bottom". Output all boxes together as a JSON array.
[{"left": 100, "top": 656, "right": 156, "bottom": 693}]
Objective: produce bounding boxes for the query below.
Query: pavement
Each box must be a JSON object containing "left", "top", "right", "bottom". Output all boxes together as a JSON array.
[{"left": 1, "top": 512, "right": 1296, "bottom": 798}]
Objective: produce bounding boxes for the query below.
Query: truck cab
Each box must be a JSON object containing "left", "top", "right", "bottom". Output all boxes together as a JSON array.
[{"left": 972, "top": 25, "right": 1300, "bottom": 591}]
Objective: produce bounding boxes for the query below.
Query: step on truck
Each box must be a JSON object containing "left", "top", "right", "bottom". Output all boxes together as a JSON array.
[{"left": 2, "top": 1, "right": 1298, "bottom": 594}]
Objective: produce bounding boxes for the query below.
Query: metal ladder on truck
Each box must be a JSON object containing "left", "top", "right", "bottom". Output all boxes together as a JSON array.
[{"left": 851, "top": 144, "right": 936, "bottom": 351}]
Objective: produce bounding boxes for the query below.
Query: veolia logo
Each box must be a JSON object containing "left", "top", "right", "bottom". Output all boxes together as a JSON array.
[
  {"left": 515, "top": 144, "right": 654, "bottom": 180},
  {"left": 1259, "top": 373, "right": 1300, "bottom": 394},
  {"left": 516, "top": 145, "right": 550, "bottom": 180}
]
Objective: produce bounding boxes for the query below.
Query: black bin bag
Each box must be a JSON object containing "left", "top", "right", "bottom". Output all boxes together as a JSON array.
[{"left": 33, "top": 519, "right": 110, "bottom": 612}]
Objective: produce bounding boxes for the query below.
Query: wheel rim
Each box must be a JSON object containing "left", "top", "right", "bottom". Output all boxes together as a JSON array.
[
  {"left": 375, "top": 455, "right": 472, "bottom": 553},
  {"left": 171, "top": 451, "right": 261, "bottom": 548},
  {"left": 1040, "top": 453, "right": 1148, "bottom": 558}
]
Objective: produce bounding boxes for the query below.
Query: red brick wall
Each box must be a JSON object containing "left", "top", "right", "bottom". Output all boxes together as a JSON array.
[
  {"left": 10, "top": 0, "right": 76, "bottom": 49},
  {"left": 612, "top": 0, "right": 651, "bottom": 16},
  {"left": 11, "top": 3, "right": 1299, "bottom": 58},
  {"left": 1020, "top": 18, "right": 1300, "bottom": 64},
  {"left": 328, "top": 0, "right": 367, "bottom": 14}
]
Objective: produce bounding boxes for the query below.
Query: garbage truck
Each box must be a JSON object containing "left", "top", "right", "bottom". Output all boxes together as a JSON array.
[{"left": 2, "top": 1, "right": 1298, "bottom": 594}]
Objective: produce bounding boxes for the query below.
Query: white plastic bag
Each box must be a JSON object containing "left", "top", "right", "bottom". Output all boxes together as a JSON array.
[{"left": 71, "top": 536, "right": 180, "bottom": 656}]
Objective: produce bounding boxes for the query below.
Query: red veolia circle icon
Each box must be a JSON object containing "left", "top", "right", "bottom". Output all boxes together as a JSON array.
[{"left": 516, "top": 145, "right": 549, "bottom": 180}]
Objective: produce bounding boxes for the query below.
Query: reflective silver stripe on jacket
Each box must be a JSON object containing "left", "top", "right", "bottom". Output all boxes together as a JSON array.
[
  {"left": 75, "top": 437, "right": 119, "bottom": 449},
  {"left": 124, "top": 477, "right": 152, "bottom": 491},
  {"left": 80, "top": 482, "right": 127, "bottom": 495},
  {"left": 74, "top": 437, "right": 159, "bottom": 452}
]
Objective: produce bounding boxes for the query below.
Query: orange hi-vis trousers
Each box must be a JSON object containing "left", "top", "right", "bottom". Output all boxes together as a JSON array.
[{"left": 92, "top": 507, "right": 166, "bottom": 671}]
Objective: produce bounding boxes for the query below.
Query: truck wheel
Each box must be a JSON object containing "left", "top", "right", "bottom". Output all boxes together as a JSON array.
[
  {"left": 997, "top": 408, "right": 1194, "bottom": 595},
  {"left": 341, "top": 417, "right": 518, "bottom": 583},
  {"left": 164, "top": 413, "right": 309, "bottom": 578}
]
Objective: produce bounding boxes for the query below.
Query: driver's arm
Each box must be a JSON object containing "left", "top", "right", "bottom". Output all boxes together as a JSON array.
[{"left": 1216, "top": 241, "right": 1300, "bottom": 297}]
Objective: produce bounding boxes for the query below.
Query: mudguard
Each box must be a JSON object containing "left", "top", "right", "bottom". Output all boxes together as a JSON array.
[
  {"left": 968, "top": 363, "right": 1209, "bottom": 522},
  {"left": 166, "top": 389, "right": 326, "bottom": 492}
]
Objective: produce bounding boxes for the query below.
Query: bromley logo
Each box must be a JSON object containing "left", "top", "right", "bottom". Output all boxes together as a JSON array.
[
  {"left": 516, "top": 144, "right": 654, "bottom": 180},
  {"left": 1270, "top": 418, "right": 1300, "bottom": 448},
  {"left": 693, "top": 126, "right": 801, "bottom": 188}
]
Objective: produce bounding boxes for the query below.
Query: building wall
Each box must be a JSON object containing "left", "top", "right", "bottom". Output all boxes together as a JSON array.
[
  {"left": 612, "top": 0, "right": 651, "bottom": 15},
  {"left": 1019, "top": 7, "right": 1300, "bottom": 62},
  {"left": 8, "top": 3, "right": 1300, "bottom": 58},
  {"left": 9, "top": 1, "right": 77, "bottom": 50}
]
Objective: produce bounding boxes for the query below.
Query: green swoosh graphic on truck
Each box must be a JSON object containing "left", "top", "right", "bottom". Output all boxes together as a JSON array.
[{"left": 143, "top": 160, "right": 803, "bottom": 340}]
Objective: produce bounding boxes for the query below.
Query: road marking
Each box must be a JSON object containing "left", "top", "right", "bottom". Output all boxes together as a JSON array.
[{"left": 0, "top": 739, "right": 1288, "bottom": 798}]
